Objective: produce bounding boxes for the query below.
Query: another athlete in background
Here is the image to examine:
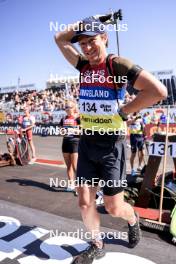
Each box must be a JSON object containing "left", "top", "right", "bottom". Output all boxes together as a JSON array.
[
  {"left": 128, "top": 112, "right": 145, "bottom": 176},
  {"left": 19, "top": 108, "right": 36, "bottom": 163},
  {"left": 60, "top": 101, "right": 80, "bottom": 191}
]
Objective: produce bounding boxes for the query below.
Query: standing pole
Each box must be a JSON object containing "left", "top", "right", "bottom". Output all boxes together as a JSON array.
[
  {"left": 98, "top": 9, "right": 123, "bottom": 56},
  {"left": 115, "top": 20, "right": 120, "bottom": 56},
  {"left": 113, "top": 9, "right": 123, "bottom": 56},
  {"left": 159, "top": 105, "right": 170, "bottom": 223}
]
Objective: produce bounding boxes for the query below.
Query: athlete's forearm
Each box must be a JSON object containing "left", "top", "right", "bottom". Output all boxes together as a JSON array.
[
  {"left": 54, "top": 21, "right": 81, "bottom": 66},
  {"left": 24, "top": 125, "right": 34, "bottom": 131},
  {"left": 122, "top": 70, "right": 167, "bottom": 114},
  {"left": 55, "top": 21, "right": 81, "bottom": 43},
  {"left": 122, "top": 92, "right": 161, "bottom": 114},
  {"left": 121, "top": 90, "right": 165, "bottom": 114}
]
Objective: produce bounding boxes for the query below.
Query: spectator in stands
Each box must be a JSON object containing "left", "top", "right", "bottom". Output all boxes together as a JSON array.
[
  {"left": 151, "top": 110, "right": 159, "bottom": 125},
  {"left": 160, "top": 112, "right": 167, "bottom": 124},
  {"left": 2, "top": 84, "right": 80, "bottom": 115},
  {"left": 124, "top": 91, "right": 131, "bottom": 104},
  {"left": 117, "top": 85, "right": 127, "bottom": 105},
  {"left": 143, "top": 111, "right": 151, "bottom": 125}
]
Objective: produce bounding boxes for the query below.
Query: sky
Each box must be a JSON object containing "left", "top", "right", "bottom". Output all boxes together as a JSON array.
[{"left": 0, "top": 0, "right": 176, "bottom": 89}]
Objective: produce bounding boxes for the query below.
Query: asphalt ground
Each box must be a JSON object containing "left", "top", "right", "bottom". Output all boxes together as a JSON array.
[{"left": 0, "top": 135, "right": 176, "bottom": 264}]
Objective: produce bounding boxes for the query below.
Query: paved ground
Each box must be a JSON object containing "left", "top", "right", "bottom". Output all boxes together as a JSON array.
[{"left": 0, "top": 135, "right": 176, "bottom": 263}]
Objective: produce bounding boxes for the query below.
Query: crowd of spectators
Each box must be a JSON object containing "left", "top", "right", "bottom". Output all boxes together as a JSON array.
[
  {"left": 0, "top": 83, "right": 170, "bottom": 125},
  {"left": 0, "top": 83, "right": 79, "bottom": 113}
]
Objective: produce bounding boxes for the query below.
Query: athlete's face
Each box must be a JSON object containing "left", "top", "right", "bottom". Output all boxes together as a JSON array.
[
  {"left": 24, "top": 108, "right": 30, "bottom": 117},
  {"left": 65, "top": 104, "right": 74, "bottom": 115},
  {"left": 78, "top": 34, "right": 107, "bottom": 65}
]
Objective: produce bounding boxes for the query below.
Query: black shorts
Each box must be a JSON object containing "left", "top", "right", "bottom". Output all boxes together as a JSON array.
[
  {"left": 130, "top": 134, "right": 144, "bottom": 153},
  {"left": 62, "top": 137, "right": 79, "bottom": 153},
  {"left": 77, "top": 135, "right": 127, "bottom": 196}
]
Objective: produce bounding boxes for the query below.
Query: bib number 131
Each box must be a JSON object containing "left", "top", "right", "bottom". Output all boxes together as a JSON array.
[{"left": 149, "top": 142, "right": 176, "bottom": 157}]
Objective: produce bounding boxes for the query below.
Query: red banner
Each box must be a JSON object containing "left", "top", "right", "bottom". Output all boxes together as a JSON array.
[{"left": 144, "top": 124, "right": 176, "bottom": 139}]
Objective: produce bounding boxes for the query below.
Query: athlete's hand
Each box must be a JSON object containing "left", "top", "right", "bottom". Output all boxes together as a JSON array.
[
  {"left": 118, "top": 108, "right": 129, "bottom": 121},
  {"left": 21, "top": 128, "right": 26, "bottom": 133}
]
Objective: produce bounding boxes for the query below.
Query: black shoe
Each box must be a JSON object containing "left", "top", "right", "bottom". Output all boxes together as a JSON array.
[
  {"left": 71, "top": 241, "right": 105, "bottom": 264},
  {"left": 128, "top": 212, "right": 141, "bottom": 248}
]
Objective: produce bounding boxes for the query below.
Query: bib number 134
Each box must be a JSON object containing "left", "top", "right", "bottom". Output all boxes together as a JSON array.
[{"left": 82, "top": 102, "right": 97, "bottom": 113}]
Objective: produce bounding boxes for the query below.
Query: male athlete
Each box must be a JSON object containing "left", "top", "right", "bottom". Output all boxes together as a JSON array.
[{"left": 55, "top": 16, "right": 167, "bottom": 263}]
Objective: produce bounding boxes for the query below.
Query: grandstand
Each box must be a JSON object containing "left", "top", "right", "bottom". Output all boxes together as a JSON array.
[
  {"left": 161, "top": 75, "right": 176, "bottom": 105},
  {"left": 127, "top": 70, "right": 176, "bottom": 106},
  {"left": 0, "top": 70, "right": 175, "bottom": 114}
]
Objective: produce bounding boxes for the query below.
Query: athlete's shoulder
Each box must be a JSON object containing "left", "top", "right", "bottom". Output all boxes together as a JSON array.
[
  {"left": 110, "top": 55, "right": 143, "bottom": 86},
  {"left": 110, "top": 55, "right": 141, "bottom": 72}
]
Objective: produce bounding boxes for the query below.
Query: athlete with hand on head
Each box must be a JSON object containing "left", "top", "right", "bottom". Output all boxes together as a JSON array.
[{"left": 55, "top": 14, "right": 167, "bottom": 264}]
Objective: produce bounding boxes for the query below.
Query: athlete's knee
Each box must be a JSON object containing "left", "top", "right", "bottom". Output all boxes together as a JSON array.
[
  {"left": 67, "top": 164, "right": 72, "bottom": 171},
  {"left": 139, "top": 150, "right": 144, "bottom": 156},
  {"left": 79, "top": 203, "right": 93, "bottom": 213},
  {"left": 105, "top": 204, "right": 122, "bottom": 217},
  {"left": 78, "top": 199, "right": 95, "bottom": 211},
  {"left": 71, "top": 163, "right": 77, "bottom": 173},
  {"left": 131, "top": 151, "right": 136, "bottom": 156}
]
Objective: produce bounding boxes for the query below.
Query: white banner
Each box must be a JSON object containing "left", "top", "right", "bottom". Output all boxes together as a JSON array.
[
  {"left": 140, "top": 107, "right": 176, "bottom": 124},
  {"left": 0, "top": 84, "right": 35, "bottom": 94}
]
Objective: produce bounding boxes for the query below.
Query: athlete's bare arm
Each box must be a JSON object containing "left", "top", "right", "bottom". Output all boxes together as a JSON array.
[
  {"left": 122, "top": 70, "right": 167, "bottom": 114},
  {"left": 54, "top": 22, "right": 80, "bottom": 67}
]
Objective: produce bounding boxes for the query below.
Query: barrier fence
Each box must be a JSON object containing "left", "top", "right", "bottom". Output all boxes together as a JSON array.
[{"left": 0, "top": 122, "right": 176, "bottom": 138}]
